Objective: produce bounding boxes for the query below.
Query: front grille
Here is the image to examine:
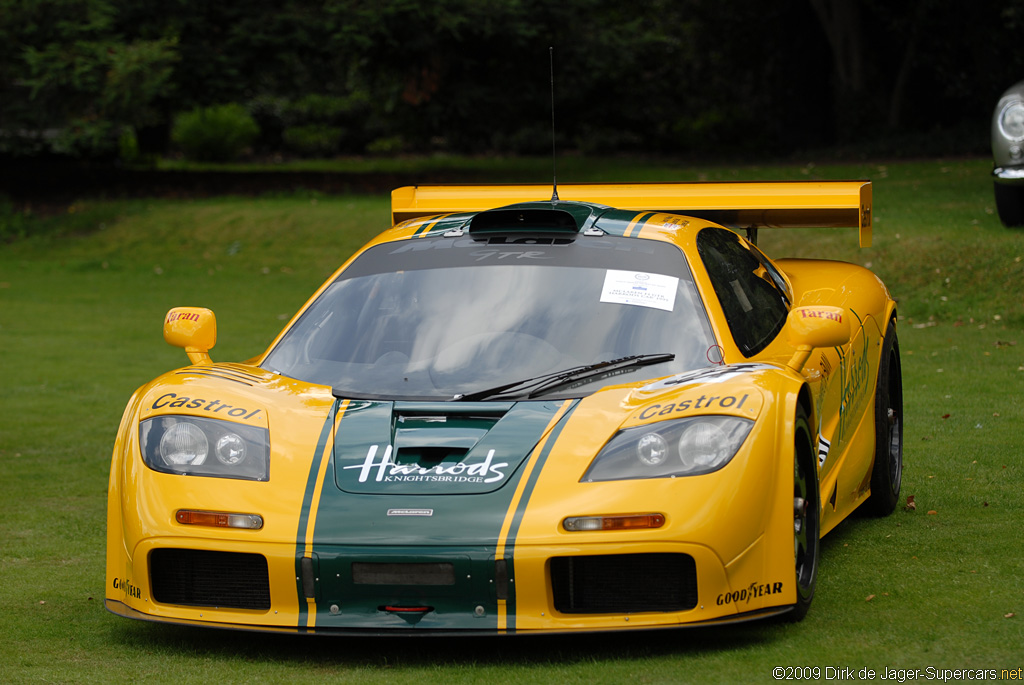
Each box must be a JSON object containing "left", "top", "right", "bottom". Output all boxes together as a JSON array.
[
  {"left": 150, "top": 549, "right": 271, "bottom": 610},
  {"left": 550, "top": 553, "right": 698, "bottom": 614}
]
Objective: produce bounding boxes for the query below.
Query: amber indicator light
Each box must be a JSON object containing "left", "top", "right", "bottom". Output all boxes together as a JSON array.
[
  {"left": 562, "top": 513, "right": 666, "bottom": 532},
  {"left": 175, "top": 509, "right": 264, "bottom": 530}
]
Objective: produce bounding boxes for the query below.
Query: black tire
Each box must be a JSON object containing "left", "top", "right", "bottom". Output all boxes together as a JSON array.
[
  {"left": 994, "top": 182, "right": 1024, "bottom": 227},
  {"left": 788, "top": 407, "right": 819, "bottom": 622},
  {"left": 865, "top": 319, "right": 903, "bottom": 516}
]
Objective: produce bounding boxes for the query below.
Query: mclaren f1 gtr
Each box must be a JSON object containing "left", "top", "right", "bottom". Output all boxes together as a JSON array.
[{"left": 106, "top": 181, "right": 902, "bottom": 634}]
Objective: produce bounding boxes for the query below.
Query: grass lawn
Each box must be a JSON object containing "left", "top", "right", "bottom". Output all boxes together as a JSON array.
[{"left": 0, "top": 157, "right": 1021, "bottom": 683}]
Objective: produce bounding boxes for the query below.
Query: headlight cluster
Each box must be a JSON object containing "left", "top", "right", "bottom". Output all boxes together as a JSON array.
[
  {"left": 583, "top": 416, "right": 753, "bottom": 482},
  {"left": 1000, "top": 102, "right": 1024, "bottom": 141},
  {"left": 140, "top": 416, "right": 269, "bottom": 481}
]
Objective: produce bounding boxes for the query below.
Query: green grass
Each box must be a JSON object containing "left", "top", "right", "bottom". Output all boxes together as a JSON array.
[{"left": 1, "top": 158, "right": 1022, "bottom": 683}]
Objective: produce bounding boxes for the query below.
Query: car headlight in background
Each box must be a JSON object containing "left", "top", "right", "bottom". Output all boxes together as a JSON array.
[
  {"left": 999, "top": 101, "right": 1024, "bottom": 142},
  {"left": 583, "top": 416, "right": 753, "bottom": 482},
  {"left": 140, "top": 416, "right": 269, "bottom": 481}
]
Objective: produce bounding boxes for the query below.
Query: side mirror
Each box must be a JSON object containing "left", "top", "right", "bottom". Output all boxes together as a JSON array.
[
  {"left": 163, "top": 307, "right": 217, "bottom": 365},
  {"left": 785, "top": 306, "right": 850, "bottom": 372}
]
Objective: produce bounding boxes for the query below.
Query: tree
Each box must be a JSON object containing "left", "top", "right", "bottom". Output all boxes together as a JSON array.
[{"left": 0, "top": 0, "right": 177, "bottom": 157}]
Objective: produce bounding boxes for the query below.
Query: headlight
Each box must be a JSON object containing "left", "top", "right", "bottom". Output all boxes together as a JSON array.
[
  {"left": 140, "top": 416, "right": 269, "bottom": 481},
  {"left": 160, "top": 422, "right": 209, "bottom": 465},
  {"left": 1000, "top": 102, "right": 1024, "bottom": 141},
  {"left": 582, "top": 416, "right": 753, "bottom": 482}
]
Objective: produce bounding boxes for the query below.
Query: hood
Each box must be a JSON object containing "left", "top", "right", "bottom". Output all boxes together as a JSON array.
[{"left": 332, "top": 399, "right": 571, "bottom": 495}]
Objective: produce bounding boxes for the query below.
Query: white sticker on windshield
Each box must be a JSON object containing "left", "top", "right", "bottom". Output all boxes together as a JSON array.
[{"left": 600, "top": 270, "right": 679, "bottom": 311}]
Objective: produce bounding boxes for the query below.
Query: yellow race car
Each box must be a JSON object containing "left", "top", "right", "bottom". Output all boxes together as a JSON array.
[{"left": 106, "top": 181, "right": 901, "bottom": 634}]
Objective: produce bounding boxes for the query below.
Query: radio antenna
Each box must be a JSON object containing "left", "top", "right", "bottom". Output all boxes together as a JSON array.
[{"left": 549, "top": 46, "right": 559, "bottom": 202}]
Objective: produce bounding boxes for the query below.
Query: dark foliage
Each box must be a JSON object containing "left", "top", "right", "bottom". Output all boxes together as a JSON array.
[{"left": 2, "top": 0, "right": 1022, "bottom": 160}]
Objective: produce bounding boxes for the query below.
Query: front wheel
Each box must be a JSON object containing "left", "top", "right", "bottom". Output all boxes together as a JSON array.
[
  {"left": 995, "top": 182, "right": 1024, "bottom": 227},
  {"left": 865, "top": 319, "right": 903, "bottom": 516},
  {"left": 788, "top": 408, "right": 819, "bottom": 621}
]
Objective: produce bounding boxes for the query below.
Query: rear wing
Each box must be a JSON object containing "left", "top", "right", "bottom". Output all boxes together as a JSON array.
[{"left": 391, "top": 181, "right": 873, "bottom": 247}]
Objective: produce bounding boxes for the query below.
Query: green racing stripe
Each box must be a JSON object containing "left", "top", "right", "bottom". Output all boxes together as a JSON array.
[
  {"left": 293, "top": 398, "right": 570, "bottom": 631},
  {"left": 499, "top": 400, "right": 578, "bottom": 633}
]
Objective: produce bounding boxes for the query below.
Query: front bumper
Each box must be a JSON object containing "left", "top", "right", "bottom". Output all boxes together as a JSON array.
[
  {"left": 992, "top": 166, "right": 1024, "bottom": 185},
  {"left": 106, "top": 537, "right": 796, "bottom": 634}
]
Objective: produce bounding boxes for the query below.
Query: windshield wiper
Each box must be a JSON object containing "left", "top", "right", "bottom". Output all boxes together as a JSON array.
[{"left": 451, "top": 353, "right": 675, "bottom": 402}]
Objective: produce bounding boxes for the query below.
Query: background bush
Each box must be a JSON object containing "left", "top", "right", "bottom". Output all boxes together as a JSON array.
[
  {"left": 171, "top": 103, "right": 259, "bottom": 162},
  {"left": 282, "top": 124, "right": 346, "bottom": 157},
  {"left": 0, "top": 194, "right": 32, "bottom": 242}
]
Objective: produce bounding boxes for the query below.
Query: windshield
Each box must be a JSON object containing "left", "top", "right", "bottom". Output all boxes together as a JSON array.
[{"left": 262, "top": 234, "right": 718, "bottom": 400}]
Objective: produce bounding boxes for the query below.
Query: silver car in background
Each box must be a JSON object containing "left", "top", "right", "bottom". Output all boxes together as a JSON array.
[{"left": 992, "top": 80, "right": 1024, "bottom": 226}]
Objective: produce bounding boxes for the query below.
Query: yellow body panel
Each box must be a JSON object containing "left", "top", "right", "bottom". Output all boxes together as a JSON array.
[
  {"left": 509, "top": 381, "right": 800, "bottom": 627},
  {"left": 106, "top": 369, "right": 336, "bottom": 629}
]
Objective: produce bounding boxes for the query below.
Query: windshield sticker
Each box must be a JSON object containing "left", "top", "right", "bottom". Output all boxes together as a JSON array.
[{"left": 600, "top": 270, "right": 679, "bottom": 312}]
